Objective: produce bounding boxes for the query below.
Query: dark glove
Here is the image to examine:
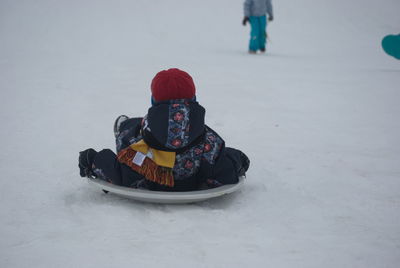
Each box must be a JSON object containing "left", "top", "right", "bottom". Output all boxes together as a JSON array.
[
  {"left": 78, "top": 148, "right": 97, "bottom": 178},
  {"left": 242, "top": 16, "right": 249, "bottom": 26},
  {"left": 225, "top": 148, "right": 250, "bottom": 177},
  {"left": 268, "top": 15, "right": 273, "bottom": 22},
  {"left": 238, "top": 151, "right": 250, "bottom": 177}
]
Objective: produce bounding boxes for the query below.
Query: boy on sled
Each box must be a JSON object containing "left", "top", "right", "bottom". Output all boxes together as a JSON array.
[{"left": 78, "top": 68, "right": 250, "bottom": 191}]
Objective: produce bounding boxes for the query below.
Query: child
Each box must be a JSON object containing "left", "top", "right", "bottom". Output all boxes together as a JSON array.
[
  {"left": 242, "top": 0, "right": 274, "bottom": 54},
  {"left": 78, "top": 68, "right": 250, "bottom": 191}
]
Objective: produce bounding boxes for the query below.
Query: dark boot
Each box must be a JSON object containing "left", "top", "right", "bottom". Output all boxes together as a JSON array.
[
  {"left": 113, "top": 115, "right": 129, "bottom": 138},
  {"left": 78, "top": 148, "right": 97, "bottom": 178}
]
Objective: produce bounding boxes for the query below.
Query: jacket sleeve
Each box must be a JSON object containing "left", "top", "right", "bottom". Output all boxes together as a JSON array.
[
  {"left": 224, "top": 147, "right": 250, "bottom": 177},
  {"left": 266, "top": 0, "right": 273, "bottom": 18},
  {"left": 244, "top": 0, "right": 252, "bottom": 17},
  {"left": 198, "top": 146, "right": 250, "bottom": 187},
  {"left": 212, "top": 148, "right": 239, "bottom": 185}
]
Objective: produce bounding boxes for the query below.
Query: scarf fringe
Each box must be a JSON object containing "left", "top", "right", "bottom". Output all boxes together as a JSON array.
[{"left": 117, "top": 147, "right": 174, "bottom": 187}]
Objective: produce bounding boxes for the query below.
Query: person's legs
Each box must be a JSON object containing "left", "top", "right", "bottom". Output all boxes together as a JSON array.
[
  {"left": 258, "top": 15, "right": 267, "bottom": 51},
  {"left": 92, "top": 149, "right": 122, "bottom": 185},
  {"left": 249, "top": 16, "right": 260, "bottom": 52},
  {"left": 92, "top": 149, "right": 146, "bottom": 187}
]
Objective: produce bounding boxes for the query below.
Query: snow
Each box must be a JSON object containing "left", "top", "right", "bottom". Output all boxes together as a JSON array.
[{"left": 1, "top": 0, "right": 399, "bottom": 267}]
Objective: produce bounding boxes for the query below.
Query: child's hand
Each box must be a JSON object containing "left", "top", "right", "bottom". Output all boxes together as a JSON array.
[{"left": 242, "top": 16, "right": 249, "bottom": 26}]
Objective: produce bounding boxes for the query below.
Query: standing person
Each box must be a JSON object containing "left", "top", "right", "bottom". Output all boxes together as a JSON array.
[
  {"left": 78, "top": 68, "right": 250, "bottom": 192},
  {"left": 242, "top": 0, "right": 274, "bottom": 54}
]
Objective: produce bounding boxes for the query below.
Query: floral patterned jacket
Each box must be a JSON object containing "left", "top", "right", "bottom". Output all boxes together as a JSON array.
[{"left": 111, "top": 99, "right": 249, "bottom": 191}]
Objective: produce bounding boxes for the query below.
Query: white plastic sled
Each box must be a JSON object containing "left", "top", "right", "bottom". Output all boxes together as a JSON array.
[{"left": 87, "top": 176, "right": 245, "bottom": 204}]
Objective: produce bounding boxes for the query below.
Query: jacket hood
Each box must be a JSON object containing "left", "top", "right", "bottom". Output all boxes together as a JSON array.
[{"left": 142, "top": 99, "right": 206, "bottom": 151}]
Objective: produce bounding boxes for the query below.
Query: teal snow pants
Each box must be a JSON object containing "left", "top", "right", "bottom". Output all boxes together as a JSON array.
[{"left": 249, "top": 15, "right": 267, "bottom": 51}]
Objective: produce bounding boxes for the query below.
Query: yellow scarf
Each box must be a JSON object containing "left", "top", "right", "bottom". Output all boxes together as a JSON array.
[
  {"left": 117, "top": 139, "right": 176, "bottom": 187},
  {"left": 130, "top": 139, "right": 175, "bottom": 168}
]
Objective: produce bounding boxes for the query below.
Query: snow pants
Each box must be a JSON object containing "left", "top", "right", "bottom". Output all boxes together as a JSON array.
[
  {"left": 93, "top": 148, "right": 145, "bottom": 187},
  {"left": 249, "top": 15, "right": 267, "bottom": 51}
]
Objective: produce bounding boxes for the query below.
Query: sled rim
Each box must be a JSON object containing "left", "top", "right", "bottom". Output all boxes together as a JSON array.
[{"left": 87, "top": 176, "right": 245, "bottom": 203}]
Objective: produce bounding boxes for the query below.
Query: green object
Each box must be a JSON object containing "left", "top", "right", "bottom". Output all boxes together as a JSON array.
[{"left": 382, "top": 34, "right": 400, "bottom": 60}]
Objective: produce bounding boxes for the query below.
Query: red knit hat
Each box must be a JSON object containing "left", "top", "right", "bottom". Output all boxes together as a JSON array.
[{"left": 151, "top": 68, "right": 196, "bottom": 101}]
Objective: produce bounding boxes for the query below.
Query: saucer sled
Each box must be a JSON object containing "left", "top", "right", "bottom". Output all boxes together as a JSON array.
[{"left": 87, "top": 176, "right": 245, "bottom": 204}]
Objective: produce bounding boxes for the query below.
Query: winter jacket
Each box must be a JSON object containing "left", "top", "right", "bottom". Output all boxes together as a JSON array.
[
  {"left": 244, "top": 0, "right": 273, "bottom": 18},
  {"left": 92, "top": 99, "right": 249, "bottom": 191}
]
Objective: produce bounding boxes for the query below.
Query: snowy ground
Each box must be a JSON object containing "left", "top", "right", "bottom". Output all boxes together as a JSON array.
[{"left": 1, "top": 0, "right": 400, "bottom": 267}]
